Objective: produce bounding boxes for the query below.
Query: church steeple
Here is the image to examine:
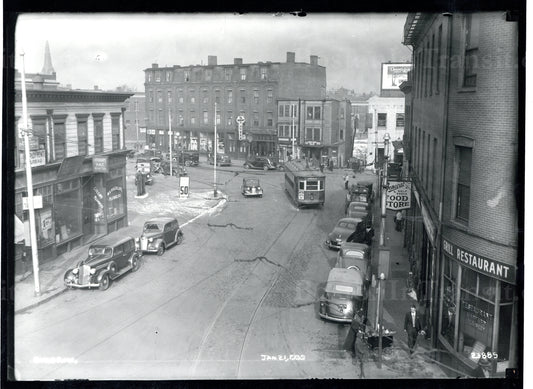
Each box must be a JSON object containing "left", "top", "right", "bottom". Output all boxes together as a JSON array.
[{"left": 40, "top": 41, "right": 55, "bottom": 75}]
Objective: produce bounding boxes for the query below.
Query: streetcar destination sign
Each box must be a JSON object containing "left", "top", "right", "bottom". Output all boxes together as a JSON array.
[{"left": 386, "top": 181, "right": 411, "bottom": 210}]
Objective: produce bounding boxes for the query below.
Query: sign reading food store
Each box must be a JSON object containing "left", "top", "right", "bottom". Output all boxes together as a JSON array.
[
  {"left": 442, "top": 238, "right": 516, "bottom": 284},
  {"left": 386, "top": 181, "right": 411, "bottom": 210}
]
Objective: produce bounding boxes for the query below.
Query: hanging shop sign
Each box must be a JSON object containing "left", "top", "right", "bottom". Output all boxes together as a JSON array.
[
  {"left": 442, "top": 238, "right": 516, "bottom": 284},
  {"left": 386, "top": 181, "right": 411, "bottom": 210},
  {"left": 29, "top": 150, "right": 46, "bottom": 167},
  {"left": 22, "top": 195, "right": 43, "bottom": 210},
  {"left": 93, "top": 156, "right": 109, "bottom": 173}
]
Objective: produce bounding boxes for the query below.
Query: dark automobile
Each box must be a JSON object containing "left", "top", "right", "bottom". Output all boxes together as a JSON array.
[
  {"left": 137, "top": 217, "right": 183, "bottom": 256},
  {"left": 325, "top": 217, "right": 364, "bottom": 250},
  {"left": 208, "top": 154, "right": 232, "bottom": 166},
  {"left": 173, "top": 151, "right": 200, "bottom": 167},
  {"left": 243, "top": 156, "right": 277, "bottom": 171},
  {"left": 346, "top": 205, "right": 372, "bottom": 225},
  {"left": 160, "top": 160, "right": 188, "bottom": 177},
  {"left": 319, "top": 268, "right": 367, "bottom": 323},
  {"left": 64, "top": 235, "right": 141, "bottom": 291},
  {"left": 336, "top": 242, "right": 372, "bottom": 282},
  {"left": 241, "top": 177, "right": 263, "bottom": 197}
]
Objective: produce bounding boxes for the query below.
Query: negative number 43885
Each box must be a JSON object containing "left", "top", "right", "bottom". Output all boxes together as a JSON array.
[{"left": 471, "top": 352, "right": 498, "bottom": 359}]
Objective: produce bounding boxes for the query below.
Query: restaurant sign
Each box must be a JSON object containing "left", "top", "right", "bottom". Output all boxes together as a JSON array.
[{"left": 442, "top": 238, "right": 516, "bottom": 284}]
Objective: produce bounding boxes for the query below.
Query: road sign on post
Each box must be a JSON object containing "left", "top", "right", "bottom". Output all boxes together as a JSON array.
[{"left": 236, "top": 116, "right": 245, "bottom": 140}]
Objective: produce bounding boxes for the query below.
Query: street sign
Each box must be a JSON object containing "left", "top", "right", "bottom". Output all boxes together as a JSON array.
[
  {"left": 23, "top": 195, "right": 43, "bottom": 210},
  {"left": 179, "top": 176, "right": 190, "bottom": 198}
]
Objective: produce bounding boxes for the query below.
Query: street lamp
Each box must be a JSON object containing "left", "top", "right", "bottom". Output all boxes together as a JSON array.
[
  {"left": 379, "top": 133, "right": 391, "bottom": 247},
  {"left": 377, "top": 272, "right": 386, "bottom": 369}
]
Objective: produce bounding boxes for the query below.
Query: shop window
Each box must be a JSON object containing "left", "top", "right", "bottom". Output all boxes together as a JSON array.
[
  {"left": 459, "top": 291, "right": 494, "bottom": 357},
  {"left": 55, "top": 178, "right": 81, "bottom": 243},
  {"left": 34, "top": 185, "right": 54, "bottom": 247},
  {"left": 441, "top": 274, "right": 457, "bottom": 346},
  {"left": 106, "top": 178, "right": 124, "bottom": 219}
]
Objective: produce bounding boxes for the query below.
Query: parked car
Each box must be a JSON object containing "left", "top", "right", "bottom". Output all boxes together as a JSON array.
[
  {"left": 64, "top": 235, "right": 141, "bottom": 291},
  {"left": 325, "top": 217, "right": 364, "bottom": 250},
  {"left": 336, "top": 242, "right": 372, "bottom": 282},
  {"left": 151, "top": 157, "right": 163, "bottom": 173},
  {"left": 346, "top": 205, "right": 372, "bottom": 224},
  {"left": 319, "top": 268, "right": 367, "bottom": 323},
  {"left": 243, "top": 156, "right": 277, "bottom": 171},
  {"left": 241, "top": 177, "right": 263, "bottom": 197},
  {"left": 173, "top": 151, "right": 200, "bottom": 167},
  {"left": 137, "top": 217, "right": 183, "bottom": 256},
  {"left": 160, "top": 160, "right": 188, "bottom": 177},
  {"left": 208, "top": 154, "right": 232, "bottom": 166}
]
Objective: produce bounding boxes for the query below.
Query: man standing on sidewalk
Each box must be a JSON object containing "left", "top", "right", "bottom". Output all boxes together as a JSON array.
[{"left": 404, "top": 304, "right": 422, "bottom": 356}]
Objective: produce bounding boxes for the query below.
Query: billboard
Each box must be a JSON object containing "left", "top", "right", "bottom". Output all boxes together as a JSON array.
[{"left": 381, "top": 63, "right": 412, "bottom": 90}]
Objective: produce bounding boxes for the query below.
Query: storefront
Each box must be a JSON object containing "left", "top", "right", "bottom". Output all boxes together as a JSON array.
[
  {"left": 14, "top": 151, "right": 128, "bottom": 265},
  {"left": 438, "top": 238, "right": 517, "bottom": 377}
]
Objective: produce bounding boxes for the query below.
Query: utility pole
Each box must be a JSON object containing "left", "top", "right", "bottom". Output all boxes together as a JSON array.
[
  {"left": 20, "top": 51, "right": 41, "bottom": 296},
  {"left": 213, "top": 102, "right": 217, "bottom": 197},
  {"left": 291, "top": 102, "right": 296, "bottom": 159},
  {"left": 168, "top": 110, "right": 173, "bottom": 177},
  {"left": 379, "top": 133, "right": 390, "bottom": 246},
  {"left": 135, "top": 100, "right": 139, "bottom": 150}
]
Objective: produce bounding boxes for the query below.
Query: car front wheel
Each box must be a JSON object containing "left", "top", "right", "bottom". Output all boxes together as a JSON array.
[
  {"left": 157, "top": 244, "right": 165, "bottom": 256},
  {"left": 99, "top": 273, "right": 110, "bottom": 291},
  {"left": 244, "top": 164, "right": 249, "bottom": 169},
  {"left": 176, "top": 232, "right": 183, "bottom": 245},
  {"left": 263, "top": 165, "right": 268, "bottom": 171},
  {"left": 131, "top": 255, "right": 140, "bottom": 272},
  {"left": 185, "top": 161, "right": 191, "bottom": 167}
]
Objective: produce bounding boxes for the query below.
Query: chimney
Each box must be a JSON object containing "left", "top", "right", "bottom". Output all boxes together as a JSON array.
[
  {"left": 94, "top": 85, "right": 99, "bottom": 90},
  {"left": 234, "top": 58, "right": 243, "bottom": 65},
  {"left": 287, "top": 52, "right": 295, "bottom": 63},
  {"left": 152, "top": 63, "right": 159, "bottom": 68},
  {"left": 310, "top": 55, "right": 318, "bottom": 65},
  {"left": 66, "top": 84, "right": 72, "bottom": 89},
  {"left": 208, "top": 55, "right": 217, "bottom": 66},
  {"left": 33, "top": 75, "right": 44, "bottom": 90}
]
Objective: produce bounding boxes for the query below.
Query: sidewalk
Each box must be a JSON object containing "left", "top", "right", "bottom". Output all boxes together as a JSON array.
[
  {"left": 14, "top": 185, "right": 228, "bottom": 314},
  {"left": 364, "top": 183, "right": 448, "bottom": 377}
]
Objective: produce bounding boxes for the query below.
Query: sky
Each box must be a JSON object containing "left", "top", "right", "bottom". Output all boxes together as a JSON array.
[{"left": 14, "top": 13, "right": 412, "bottom": 93}]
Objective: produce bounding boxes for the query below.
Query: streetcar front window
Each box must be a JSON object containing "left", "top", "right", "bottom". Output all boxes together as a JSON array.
[
  {"left": 299, "top": 181, "right": 305, "bottom": 190},
  {"left": 306, "top": 180, "right": 318, "bottom": 190}
]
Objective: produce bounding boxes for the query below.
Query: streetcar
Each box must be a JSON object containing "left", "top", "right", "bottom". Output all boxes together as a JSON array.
[{"left": 284, "top": 160, "right": 326, "bottom": 207}]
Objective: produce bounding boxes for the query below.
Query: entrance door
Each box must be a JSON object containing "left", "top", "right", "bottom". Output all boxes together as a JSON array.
[{"left": 82, "top": 176, "right": 95, "bottom": 237}]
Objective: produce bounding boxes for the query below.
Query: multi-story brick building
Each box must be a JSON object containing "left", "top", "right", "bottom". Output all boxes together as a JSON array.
[
  {"left": 402, "top": 12, "right": 519, "bottom": 377},
  {"left": 143, "top": 52, "right": 326, "bottom": 160},
  {"left": 123, "top": 93, "right": 146, "bottom": 150},
  {"left": 277, "top": 99, "right": 352, "bottom": 167},
  {"left": 13, "top": 43, "right": 133, "bottom": 270}
]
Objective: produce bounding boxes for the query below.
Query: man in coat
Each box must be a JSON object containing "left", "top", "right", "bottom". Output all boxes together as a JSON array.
[{"left": 404, "top": 304, "right": 422, "bottom": 355}]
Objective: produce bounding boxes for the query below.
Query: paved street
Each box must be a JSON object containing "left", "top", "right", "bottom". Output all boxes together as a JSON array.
[{"left": 14, "top": 160, "right": 447, "bottom": 380}]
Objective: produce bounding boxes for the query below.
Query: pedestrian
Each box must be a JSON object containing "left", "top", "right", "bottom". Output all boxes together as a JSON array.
[
  {"left": 363, "top": 222, "right": 375, "bottom": 246},
  {"left": 404, "top": 304, "right": 422, "bottom": 356},
  {"left": 135, "top": 170, "right": 143, "bottom": 196},
  {"left": 343, "top": 312, "right": 366, "bottom": 378},
  {"left": 344, "top": 174, "right": 350, "bottom": 190},
  {"left": 394, "top": 210, "right": 404, "bottom": 232}
]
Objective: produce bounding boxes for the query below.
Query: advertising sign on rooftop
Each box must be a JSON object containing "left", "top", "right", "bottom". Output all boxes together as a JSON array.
[{"left": 381, "top": 63, "right": 412, "bottom": 90}]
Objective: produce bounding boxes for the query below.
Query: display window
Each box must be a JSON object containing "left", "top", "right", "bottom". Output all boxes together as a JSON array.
[
  {"left": 106, "top": 177, "right": 124, "bottom": 219},
  {"left": 55, "top": 178, "right": 81, "bottom": 243}
]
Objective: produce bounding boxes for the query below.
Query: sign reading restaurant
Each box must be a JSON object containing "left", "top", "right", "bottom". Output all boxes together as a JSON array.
[{"left": 442, "top": 238, "right": 516, "bottom": 284}]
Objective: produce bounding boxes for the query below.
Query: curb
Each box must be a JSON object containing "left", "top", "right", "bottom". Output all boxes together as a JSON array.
[{"left": 15, "top": 287, "right": 68, "bottom": 314}]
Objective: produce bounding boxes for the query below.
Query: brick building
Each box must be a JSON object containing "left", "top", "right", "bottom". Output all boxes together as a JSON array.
[
  {"left": 277, "top": 99, "right": 352, "bottom": 167},
  {"left": 14, "top": 43, "right": 133, "bottom": 270},
  {"left": 143, "top": 52, "right": 326, "bottom": 160},
  {"left": 402, "top": 12, "right": 519, "bottom": 377},
  {"left": 123, "top": 93, "right": 146, "bottom": 151}
]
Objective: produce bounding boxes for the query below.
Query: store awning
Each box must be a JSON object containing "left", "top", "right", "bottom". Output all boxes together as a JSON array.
[{"left": 15, "top": 215, "right": 25, "bottom": 244}]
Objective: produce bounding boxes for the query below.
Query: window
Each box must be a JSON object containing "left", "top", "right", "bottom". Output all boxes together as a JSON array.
[
  {"left": 28, "top": 117, "right": 48, "bottom": 164},
  {"left": 377, "top": 113, "right": 387, "bottom": 127},
  {"left": 340, "top": 108, "right": 345, "bottom": 119},
  {"left": 215, "top": 90, "right": 221, "bottom": 104},
  {"left": 240, "top": 68, "right": 246, "bottom": 80},
  {"left": 425, "top": 41, "right": 430, "bottom": 97},
  {"left": 55, "top": 178, "right": 81, "bottom": 243},
  {"left": 305, "top": 127, "right": 321, "bottom": 141},
  {"left": 149, "top": 91, "right": 154, "bottom": 103},
  {"left": 227, "top": 90, "right": 233, "bottom": 104},
  {"left": 306, "top": 106, "right": 321, "bottom": 120},
  {"left": 396, "top": 113, "right": 405, "bottom": 128},
  {"left": 189, "top": 89, "right": 195, "bottom": 103},
  {"left": 240, "top": 89, "right": 246, "bottom": 104},
  {"left": 111, "top": 114, "right": 120, "bottom": 151},
  {"left": 167, "top": 91, "right": 172, "bottom": 103},
  {"left": 166, "top": 72, "right": 171, "bottom": 82},
  {"left": 436, "top": 25, "right": 443, "bottom": 94},
  {"left": 432, "top": 138, "right": 438, "bottom": 203},
  {"left": 253, "top": 112, "right": 259, "bottom": 127},
  {"left": 463, "top": 13, "right": 480, "bottom": 87},
  {"left": 53, "top": 116, "right": 66, "bottom": 160},
  {"left": 267, "top": 90, "right": 273, "bottom": 104},
  {"left": 455, "top": 146, "right": 472, "bottom": 222},
  {"left": 202, "top": 89, "right": 208, "bottom": 104},
  {"left": 340, "top": 129, "right": 344, "bottom": 140},
  {"left": 206, "top": 69, "right": 212, "bottom": 81},
  {"left": 267, "top": 112, "right": 273, "bottom": 127},
  {"left": 227, "top": 112, "right": 233, "bottom": 126},
  {"left": 106, "top": 177, "right": 124, "bottom": 218},
  {"left": 430, "top": 34, "right": 435, "bottom": 96},
  {"left": 157, "top": 91, "right": 162, "bottom": 103},
  {"left": 260, "top": 67, "right": 267, "bottom": 80},
  {"left": 158, "top": 110, "right": 163, "bottom": 126},
  {"left": 190, "top": 112, "right": 196, "bottom": 125},
  {"left": 203, "top": 111, "right": 209, "bottom": 125},
  {"left": 77, "top": 116, "right": 88, "bottom": 155},
  {"left": 178, "top": 89, "right": 184, "bottom": 103},
  {"left": 178, "top": 112, "right": 184, "bottom": 126},
  {"left": 225, "top": 68, "right": 232, "bottom": 81},
  {"left": 155, "top": 72, "right": 161, "bottom": 82},
  {"left": 147, "top": 73, "right": 152, "bottom": 82},
  {"left": 216, "top": 111, "right": 221, "bottom": 125},
  {"left": 184, "top": 70, "right": 190, "bottom": 82},
  {"left": 253, "top": 90, "right": 259, "bottom": 104},
  {"left": 278, "top": 125, "right": 291, "bottom": 137}
]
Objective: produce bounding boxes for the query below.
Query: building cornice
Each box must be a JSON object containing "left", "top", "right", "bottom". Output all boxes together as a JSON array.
[{"left": 15, "top": 89, "right": 134, "bottom": 104}]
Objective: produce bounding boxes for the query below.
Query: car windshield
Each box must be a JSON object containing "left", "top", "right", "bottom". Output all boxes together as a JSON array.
[
  {"left": 144, "top": 223, "right": 162, "bottom": 232},
  {"left": 245, "top": 179, "right": 259, "bottom": 186},
  {"left": 89, "top": 246, "right": 112, "bottom": 257},
  {"left": 337, "top": 222, "right": 356, "bottom": 230},
  {"left": 344, "top": 250, "right": 364, "bottom": 259}
]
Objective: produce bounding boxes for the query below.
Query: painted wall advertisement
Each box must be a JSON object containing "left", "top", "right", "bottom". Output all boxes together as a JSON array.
[
  {"left": 386, "top": 181, "right": 411, "bottom": 210},
  {"left": 381, "top": 63, "right": 412, "bottom": 90}
]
